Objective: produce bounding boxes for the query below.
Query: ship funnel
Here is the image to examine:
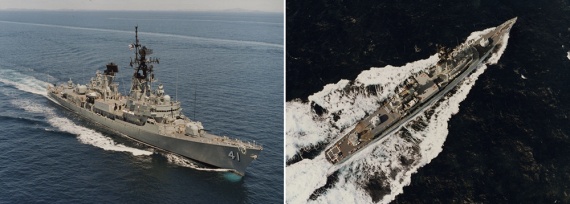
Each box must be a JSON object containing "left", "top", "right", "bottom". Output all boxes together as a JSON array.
[{"left": 105, "top": 62, "right": 119, "bottom": 75}]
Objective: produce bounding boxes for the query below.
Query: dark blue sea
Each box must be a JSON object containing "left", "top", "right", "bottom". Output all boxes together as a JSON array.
[
  {"left": 0, "top": 11, "right": 283, "bottom": 203},
  {"left": 287, "top": 0, "right": 570, "bottom": 203}
]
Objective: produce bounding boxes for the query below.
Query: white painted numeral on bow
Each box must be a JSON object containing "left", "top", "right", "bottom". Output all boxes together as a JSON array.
[
  {"left": 228, "top": 151, "right": 235, "bottom": 159},
  {"left": 228, "top": 151, "right": 241, "bottom": 162}
]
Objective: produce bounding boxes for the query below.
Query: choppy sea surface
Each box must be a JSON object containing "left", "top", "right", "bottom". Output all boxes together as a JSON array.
[
  {"left": 286, "top": 1, "right": 570, "bottom": 203},
  {"left": 0, "top": 11, "right": 283, "bottom": 203}
]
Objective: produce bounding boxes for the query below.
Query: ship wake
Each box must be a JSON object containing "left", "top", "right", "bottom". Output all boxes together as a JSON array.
[
  {"left": 12, "top": 99, "right": 154, "bottom": 156},
  {"left": 163, "top": 153, "right": 235, "bottom": 173},
  {"left": 286, "top": 27, "right": 510, "bottom": 203},
  {"left": 0, "top": 67, "right": 232, "bottom": 173},
  {"left": 0, "top": 68, "right": 153, "bottom": 156},
  {"left": 0, "top": 68, "right": 48, "bottom": 96}
]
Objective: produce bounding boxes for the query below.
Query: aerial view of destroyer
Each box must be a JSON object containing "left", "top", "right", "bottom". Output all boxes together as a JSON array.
[
  {"left": 47, "top": 27, "right": 262, "bottom": 176},
  {"left": 325, "top": 18, "right": 517, "bottom": 165}
]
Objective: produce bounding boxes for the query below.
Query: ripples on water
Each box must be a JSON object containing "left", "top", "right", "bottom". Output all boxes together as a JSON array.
[
  {"left": 286, "top": 27, "right": 510, "bottom": 203},
  {"left": 0, "top": 11, "right": 282, "bottom": 203}
]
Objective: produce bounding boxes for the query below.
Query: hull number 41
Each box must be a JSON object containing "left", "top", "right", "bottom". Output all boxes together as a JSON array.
[{"left": 228, "top": 151, "right": 240, "bottom": 162}]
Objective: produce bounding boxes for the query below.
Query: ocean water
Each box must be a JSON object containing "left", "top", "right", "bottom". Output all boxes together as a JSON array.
[
  {"left": 287, "top": 0, "right": 570, "bottom": 203},
  {"left": 0, "top": 11, "right": 283, "bottom": 203},
  {"left": 286, "top": 27, "right": 509, "bottom": 203}
]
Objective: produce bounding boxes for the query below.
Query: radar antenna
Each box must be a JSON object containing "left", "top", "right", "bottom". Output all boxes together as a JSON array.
[{"left": 129, "top": 26, "right": 160, "bottom": 96}]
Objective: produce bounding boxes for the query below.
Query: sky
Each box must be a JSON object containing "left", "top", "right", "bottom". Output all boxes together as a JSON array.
[{"left": 0, "top": 0, "right": 284, "bottom": 13}]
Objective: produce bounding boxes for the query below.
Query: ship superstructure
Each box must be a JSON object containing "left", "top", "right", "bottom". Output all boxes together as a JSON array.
[
  {"left": 47, "top": 27, "right": 262, "bottom": 176},
  {"left": 325, "top": 18, "right": 517, "bottom": 165}
]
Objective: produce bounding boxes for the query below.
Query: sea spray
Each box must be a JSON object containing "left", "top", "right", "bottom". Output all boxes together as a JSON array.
[
  {"left": 287, "top": 25, "right": 511, "bottom": 203},
  {"left": 0, "top": 69, "right": 48, "bottom": 96},
  {"left": 11, "top": 99, "right": 153, "bottom": 156},
  {"left": 0, "top": 67, "right": 154, "bottom": 156},
  {"left": 163, "top": 153, "right": 234, "bottom": 173},
  {"left": 0, "top": 68, "right": 238, "bottom": 173}
]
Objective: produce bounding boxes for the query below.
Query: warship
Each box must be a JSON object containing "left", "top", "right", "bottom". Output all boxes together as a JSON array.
[
  {"left": 325, "top": 18, "right": 517, "bottom": 165},
  {"left": 47, "top": 27, "right": 262, "bottom": 176}
]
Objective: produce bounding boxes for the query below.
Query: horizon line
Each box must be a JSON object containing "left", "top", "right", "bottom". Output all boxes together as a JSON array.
[{"left": 0, "top": 8, "right": 284, "bottom": 14}]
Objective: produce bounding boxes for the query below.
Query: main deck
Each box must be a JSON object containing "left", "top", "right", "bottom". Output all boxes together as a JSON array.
[
  {"left": 324, "top": 17, "right": 517, "bottom": 165},
  {"left": 326, "top": 106, "right": 401, "bottom": 164}
]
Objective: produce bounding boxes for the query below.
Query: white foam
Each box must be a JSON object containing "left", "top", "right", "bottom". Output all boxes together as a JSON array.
[
  {"left": 49, "top": 116, "right": 153, "bottom": 156},
  {"left": 0, "top": 20, "right": 282, "bottom": 48},
  {"left": 286, "top": 26, "right": 511, "bottom": 203},
  {"left": 164, "top": 153, "right": 233, "bottom": 173},
  {"left": 375, "top": 64, "right": 488, "bottom": 203},
  {"left": 0, "top": 67, "right": 155, "bottom": 156},
  {"left": 354, "top": 55, "right": 439, "bottom": 86},
  {"left": 1, "top": 63, "right": 229, "bottom": 172},
  {"left": 0, "top": 69, "right": 47, "bottom": 96},
  {"left": 285, "top": 101, "right": 332, "bottom": 160},
  {"left": 286, "top": 155, "right": 332, "bottom": 204},
  {"left": 14, "top": 99, "right": 153, "bottom": 156},
  {"left": 285, "top": 55, "right": 438, "bottom": 160},
  {"left": 5, "top": 80, "right": 154, "bottom": 157}
]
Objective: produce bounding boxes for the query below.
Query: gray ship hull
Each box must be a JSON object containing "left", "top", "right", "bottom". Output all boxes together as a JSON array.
[
  {"left": 333, "top": 50, "right": 489, "bottom": 166},
  {"left": 325, "top": 17, "right": 517, "bottom": 165},
  {"left": 47, "top": 92, "right": 259, "bottom": 175}
]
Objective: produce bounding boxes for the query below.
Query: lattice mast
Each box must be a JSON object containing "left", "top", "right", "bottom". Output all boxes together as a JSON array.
[{"left": 129, "top": 26, "right": 160, "bottom": 98}]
